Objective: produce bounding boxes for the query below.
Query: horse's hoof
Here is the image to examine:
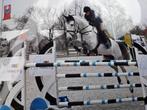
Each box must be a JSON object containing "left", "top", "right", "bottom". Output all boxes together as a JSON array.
[
  {"left": 129, "top": 86, "right": 134, "bottom": 93},
  {"left": 127, "top": 80, "right": 130, "bottom": 84},
  {"left": 117, "top": 77, "right": 122, "bottom": 84}
]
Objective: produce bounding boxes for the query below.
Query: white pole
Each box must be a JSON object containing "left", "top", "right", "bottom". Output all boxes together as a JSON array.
[
  {"left": 135, "top": 48, "right": 147, "bottom": 110},
  {"left": 23, "top": 41, "right": 27, "bottom": 110},
  {"left": 0, "top": 0, "right": 4, "bottom": 37}
]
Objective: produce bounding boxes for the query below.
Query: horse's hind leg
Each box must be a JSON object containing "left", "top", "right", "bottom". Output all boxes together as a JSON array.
[
  {"left": 103, "top": 56, "right": 122, "bottom": 84},
  {"left": 111, "top": 66, "right": 122, "bottom": 84},
  {"left": 120, "top": 66, "right": 133, "bottom": 93}
]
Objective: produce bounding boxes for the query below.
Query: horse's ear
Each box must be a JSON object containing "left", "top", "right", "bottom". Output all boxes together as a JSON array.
[
  {"left": 68, "top": 15, "right": 72, "bottom": 18},
  {"left": 68, "top": 15, "right": 75, "bottom": 21},
  {"left": 63, "top": 15, "right": 68, "bottom": 20},
  {"left": 63, "top": 15, "right": 74, "bottom": 22}
]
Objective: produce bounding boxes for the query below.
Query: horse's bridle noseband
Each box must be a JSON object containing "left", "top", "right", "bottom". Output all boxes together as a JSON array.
[
  {"left": 66, "top": 20, "right": 92, "bottom": 37},
  {"left": 78, "top": 25, "right": 93, "bottom": 35}
]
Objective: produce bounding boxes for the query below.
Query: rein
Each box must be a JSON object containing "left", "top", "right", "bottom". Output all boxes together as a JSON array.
[
  {"left": 78, "top": 25, "right": 89, "bottom": 32},
  {"left": 75, "top": 22, "right": 99, "bottom": 55},
  {"left": 77, "top": 24, "right": 92, "bottom": 35}
]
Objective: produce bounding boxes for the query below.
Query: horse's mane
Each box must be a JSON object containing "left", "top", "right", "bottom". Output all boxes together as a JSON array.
[{"left": 73, "top": 16, "right": 89, "bottom": 26}]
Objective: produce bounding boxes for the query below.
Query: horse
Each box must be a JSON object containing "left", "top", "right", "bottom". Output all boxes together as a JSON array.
[{"left": 64, "top": 15, "right": 133, "bottom": 93}]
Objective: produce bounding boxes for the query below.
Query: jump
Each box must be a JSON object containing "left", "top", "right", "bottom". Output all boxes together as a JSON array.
[{"left": 64, "top": 14, "right": 133, "bottom": 93}]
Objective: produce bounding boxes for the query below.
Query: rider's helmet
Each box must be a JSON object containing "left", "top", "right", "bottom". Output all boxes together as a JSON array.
[{"left": 83, "top": 6, "right": 91, "bottom": 13}]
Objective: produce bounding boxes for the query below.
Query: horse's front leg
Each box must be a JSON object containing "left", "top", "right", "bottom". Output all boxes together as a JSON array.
[
  {"left": 111, "top": 66, "right": 122, "bottom": 84},
  {"left": 120, "top": 66, "right": 134, "bottom": 93},
  {"left": 119, "top": 66, "right": 130, "bottom": 84},
  {"left": 103, "top": 56, "right": 122, "bottom": 84}
]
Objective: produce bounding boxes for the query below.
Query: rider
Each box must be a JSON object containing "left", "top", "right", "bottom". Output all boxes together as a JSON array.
[{"left": 83, "top": 6, "right": 111, "bottom": 49}]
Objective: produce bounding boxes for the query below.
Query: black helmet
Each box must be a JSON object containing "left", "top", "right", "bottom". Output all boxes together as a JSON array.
[{"left": 83, "top": 6, "right": 91, "bottom": 12}]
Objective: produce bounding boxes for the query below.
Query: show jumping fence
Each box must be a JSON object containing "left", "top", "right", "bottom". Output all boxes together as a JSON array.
[
  {"left": 25, "top": 60, "right": 137, "bottom": 67},
  {"left": 25, "top": 59, "right": 147, "bottom": 109},
  {"left": 23, "top": 35, "right": 147, "bottom": 109}
]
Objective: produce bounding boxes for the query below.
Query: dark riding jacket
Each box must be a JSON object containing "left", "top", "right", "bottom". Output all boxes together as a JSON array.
[{"left": 84, "top": 9, "right": 111, "bottom": 50}]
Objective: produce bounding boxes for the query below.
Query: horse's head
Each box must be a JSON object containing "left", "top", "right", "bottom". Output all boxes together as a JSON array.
[
  {"left": 64, "top": 15, "right": 94, "bottom": 39},
  {"left": 64, "top": 14, "right": 74, "bottom": 21},
  {"left": 64, "top": 15, "right": 78, "bottom": 39},
  {"left": 64, "top": 15, "right": 98, "bottom": 55}
]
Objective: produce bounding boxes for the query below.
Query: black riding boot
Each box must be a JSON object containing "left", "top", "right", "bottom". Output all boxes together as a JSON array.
[{"left": 99, "top": 31, "right": 111, "bottom": 49}]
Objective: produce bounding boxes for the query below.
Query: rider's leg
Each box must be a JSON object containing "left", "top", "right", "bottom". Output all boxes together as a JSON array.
[{"left": 98, "top": 31, "right": 111, "bottom": 49}]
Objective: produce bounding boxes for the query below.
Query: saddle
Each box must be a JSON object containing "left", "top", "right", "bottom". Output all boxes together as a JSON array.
[{"left": 88, "top": 30, "right": 111, "bottom": 55}]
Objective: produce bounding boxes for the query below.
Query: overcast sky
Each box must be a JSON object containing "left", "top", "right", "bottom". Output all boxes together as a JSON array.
[
  {"left": 117, "top": 0, "right": 141, "bottom": 24},
  {"left": 0, "top": 0, "right": 143, "bottom": 25}
]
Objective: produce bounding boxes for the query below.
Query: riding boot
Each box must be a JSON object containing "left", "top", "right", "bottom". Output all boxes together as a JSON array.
[{"left": 99, "top": 31, "right": 111, "bottom": 49}]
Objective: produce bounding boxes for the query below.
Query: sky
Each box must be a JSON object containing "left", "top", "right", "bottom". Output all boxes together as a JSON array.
[
  {"left": 0, "top": 0, "right": 144, "bottom": 26},
  {"left": 117, "top": 0, "right": 141, "bottom": 24}
]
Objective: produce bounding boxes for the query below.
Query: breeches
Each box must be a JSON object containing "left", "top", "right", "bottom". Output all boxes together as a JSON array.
[{"left": 98, "top": 30, "right": 109, "bottom": 43}]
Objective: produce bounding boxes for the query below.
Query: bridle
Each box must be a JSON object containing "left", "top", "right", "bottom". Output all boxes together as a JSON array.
[
  {"left": 78, "top": 24, "right": 93, "bottom": 35},
  {"left": 65, "top": 20, "right": 93, "bottom": 39},
  {"left": 65, "top": 19, "right": 95, "bottom": 55}
]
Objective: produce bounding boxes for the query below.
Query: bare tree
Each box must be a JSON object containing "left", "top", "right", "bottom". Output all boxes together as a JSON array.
[
  {"left": 130, "top": 26, "right": 144, "bottom": 35},
  {"left": 14, "top": 7, "right": 35, "bottom": 30},
  {"left": 99, "top": 0, "right": 134, "bottom": 38},
  {"left": 65, "top": 0, "right": 85, "bottom": 17}
]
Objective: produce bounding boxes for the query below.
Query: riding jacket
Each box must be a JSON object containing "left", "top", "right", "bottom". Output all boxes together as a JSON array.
[{"left": 84, "top": 9, "right": 111, "bottom": 49}]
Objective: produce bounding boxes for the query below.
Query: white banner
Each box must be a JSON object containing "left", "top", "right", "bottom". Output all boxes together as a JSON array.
[
  {"left": 137, "top": 55, "right": 147, "bottom": 76},
  {"left": 0, "top": 56, "right": 24, "bottom": 81}
]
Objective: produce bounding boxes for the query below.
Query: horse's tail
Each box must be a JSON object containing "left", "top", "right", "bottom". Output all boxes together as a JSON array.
[{"left": 118, "top": 42, "right": 130, "bottom": 60}]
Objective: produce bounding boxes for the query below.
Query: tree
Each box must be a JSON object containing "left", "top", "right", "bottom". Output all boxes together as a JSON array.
[
  {"left": 14, "top": 7, "right": 35, "bottom": 30},
  {"left": 130, "top": 26, "right": 144, "bottom": 35},
  {"left": 98, "top": 0, "right": 134, "bottom": 38},
  {"left": 130, "top": 26, "right": 147, "bottom": 40},
  {"left": 15, "top": 15, "right": 29, "bottom": 30}
]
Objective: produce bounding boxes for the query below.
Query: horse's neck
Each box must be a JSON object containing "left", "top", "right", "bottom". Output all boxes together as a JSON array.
[
  {"left": 74, "top": 16, "right": 89, "bottom": 30},
  {"left": 74, "top": 16, "right": 98, "bottom": 50},
  {"left": 74, "top": 16, "right": 95, "bottom": 34}
]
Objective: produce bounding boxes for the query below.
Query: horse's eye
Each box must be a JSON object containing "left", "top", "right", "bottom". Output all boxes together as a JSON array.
[{"left": 70, "top": 24, "right": 74, "bottom": 27}]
